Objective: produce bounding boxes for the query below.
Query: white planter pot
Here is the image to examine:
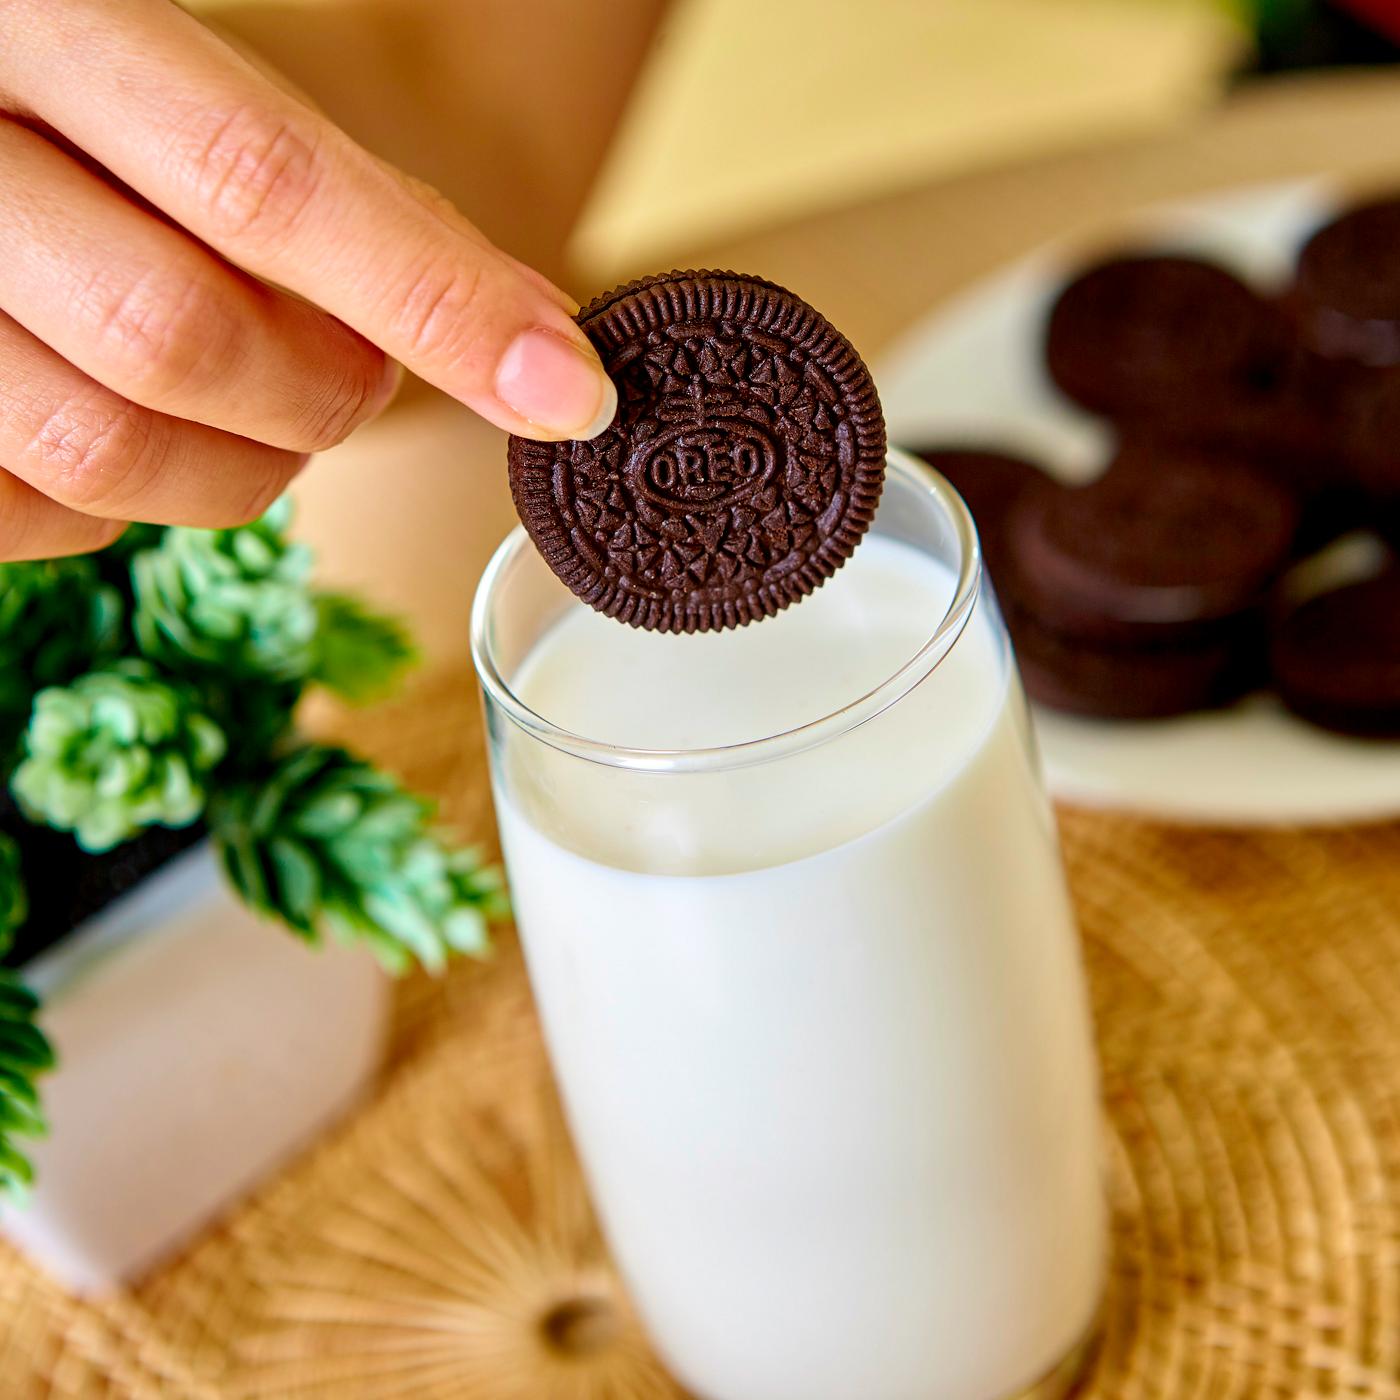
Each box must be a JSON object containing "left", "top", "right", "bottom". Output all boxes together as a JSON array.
[{"left": 2, "top": 842, "right": 389, "bottom": 1295}]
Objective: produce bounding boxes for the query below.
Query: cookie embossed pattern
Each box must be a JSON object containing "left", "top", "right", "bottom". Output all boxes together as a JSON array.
[{"left": 508, "top": 272, "right": 887, "bottom": 633}]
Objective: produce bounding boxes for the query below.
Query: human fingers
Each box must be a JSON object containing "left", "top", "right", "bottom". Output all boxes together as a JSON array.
[
  {"left": 0, "top": 309, "right": 308, "bottom": 527},
  {"left": 1, "top": 0, "right": 617, "bottom": 441},
  {"left": 0, "top": 115, "right": 396, "bottom": 454}
]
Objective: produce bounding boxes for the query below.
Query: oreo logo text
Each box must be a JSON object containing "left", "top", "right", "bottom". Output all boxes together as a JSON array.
[{"left": 633, "top": 427, "right": 776, "bottom": 510}]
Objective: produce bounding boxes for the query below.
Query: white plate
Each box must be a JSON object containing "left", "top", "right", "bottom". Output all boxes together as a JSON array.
[{"left": 876, "top": 180, "right": 1400, "bottom": 826}]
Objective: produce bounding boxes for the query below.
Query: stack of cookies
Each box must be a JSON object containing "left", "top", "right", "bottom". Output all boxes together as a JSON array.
[{"left": 916, "top": 195, "right": 1400, "bottom": 737}]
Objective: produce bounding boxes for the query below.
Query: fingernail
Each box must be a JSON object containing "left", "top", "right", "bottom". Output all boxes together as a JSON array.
[{"left": 495, "top": 328, "right": 617, "bottom": 440}]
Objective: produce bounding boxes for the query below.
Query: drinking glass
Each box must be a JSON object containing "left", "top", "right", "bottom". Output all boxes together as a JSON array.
[{"left": 471, "top": 448, "right": 1105, "bottom": 1400}]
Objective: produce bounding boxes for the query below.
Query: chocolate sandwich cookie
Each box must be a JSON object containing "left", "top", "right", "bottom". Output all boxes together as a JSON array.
[
  {"left": 1183, "top": 346, "right": 1339, "bottom": 495},
  {"left": 1103, "top": 399, "right": 1349, "bottom": 557},
  {"left": 1004, "top": 444, "right": 1299, "bottom": 645},
  {"left": 1005, "top": 598, "right": 1257, "bottom": 721},
  {"left": 1293, "top": 198, "right": 1400, "bottom": 366},
  {"left": 1044, "top": 255, "right": 1281, "bottom": 427},
  {"left": 507, "top": 272, "right": 886, "bottom": 633},
  {"left": 910, "top": 447, "right": 1051, "bottom": 579},
  {"left": 1328, "top": 366, "right": 1400, "bottom": 500},
  {"left": 1379, "top": 498, "right": 1400, "bottom": 551},
  {"left": 1270, "top": 567, "right": 1400, "bottom": 737}
]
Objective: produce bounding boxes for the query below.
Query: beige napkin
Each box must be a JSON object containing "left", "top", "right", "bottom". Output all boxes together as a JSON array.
[{"left": 570, "top": 0, "right": 1248, "bottom": 281}]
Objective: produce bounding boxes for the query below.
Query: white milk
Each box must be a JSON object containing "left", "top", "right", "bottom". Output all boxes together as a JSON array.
[{"left": 494, "top": 535, "right": 1106, "bottom": 1400}]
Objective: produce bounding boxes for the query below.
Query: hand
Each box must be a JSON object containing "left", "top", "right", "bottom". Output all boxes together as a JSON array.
[{"left": 0, "top": 0, "right": 617, "bottom": 560}]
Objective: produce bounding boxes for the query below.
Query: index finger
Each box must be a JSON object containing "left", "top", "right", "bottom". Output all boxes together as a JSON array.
[{"left": 0, "top": 0, "right": 616, "bottom": 442}]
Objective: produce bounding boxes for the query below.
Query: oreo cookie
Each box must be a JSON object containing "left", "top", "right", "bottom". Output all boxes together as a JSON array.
[
  {"left": 1328, "top": 366, "right": 1400, "bottom": 500},
  {"left": 1004, "top": 444, "right": 1299, "bottom": 644},
  {"left": 507, "top": 271, "right": 886, "bottom": 633},
  {"left": 1293, "top": 198, "right": 1400, "bottom": 366},
  {"left": 1007, "top": 600, "right": 1257, "bottom": 721},
  {"left": 1380, "top": 498, "right": 1400, "bottom": 551},
  {"left": 1044, "top": 255, "right": 1281, "bottom": 427},
  {"left": 1271, "top": 567, "right": 1400, "bottom": 737}
]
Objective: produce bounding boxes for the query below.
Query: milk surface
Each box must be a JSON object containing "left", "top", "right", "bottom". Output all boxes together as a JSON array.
[{"left": 495, "top": 535, "right": 1105, "bottom": 1400}]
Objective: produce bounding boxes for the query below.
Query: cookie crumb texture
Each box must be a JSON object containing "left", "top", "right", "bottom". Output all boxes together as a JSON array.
[{"left": 508, "top": 272, "right": 886, "bottom": 633}]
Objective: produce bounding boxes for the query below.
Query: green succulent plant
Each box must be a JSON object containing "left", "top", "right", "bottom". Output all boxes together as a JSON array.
[
  {"left": 0, "top": 499, "right": 506, "bottom": 1199},
  {"left": 0, "top": 969, "right": 54, "bottom": 1199},
  {"left": 311, "top": 593, "right": 417, "bottom": 702},
  {"left": 0, "top": 559, "right": 123, "bottom": 759},
  {"left": 0, "top": 832, "right": 26, "bottom": 945},
  {"left": 213, "top": 745, "right": 506, "bottom": 974},
  {"left": 0, "top": 834, "right": 50, "bottom": 1200},
  {"left": 12, "top": 662, "right": 226, "bottom": 853},
  {"left": 132, "top": 497, "right": 318, "bottom": 683}
]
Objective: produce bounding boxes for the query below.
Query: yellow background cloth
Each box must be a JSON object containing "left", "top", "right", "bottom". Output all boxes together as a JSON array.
[{"left": 571, "top": 0, "right": 1248, "bottom": 279}]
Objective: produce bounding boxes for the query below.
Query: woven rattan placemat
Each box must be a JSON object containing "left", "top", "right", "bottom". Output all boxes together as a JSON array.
[{"left": 1, "top": 668, "right": 1398, "bottom": 1399}]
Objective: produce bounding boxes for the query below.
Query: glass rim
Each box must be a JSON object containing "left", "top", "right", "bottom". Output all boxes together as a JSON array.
[{"left": 468, "top": 446, "right": 983, "bottom": 775}]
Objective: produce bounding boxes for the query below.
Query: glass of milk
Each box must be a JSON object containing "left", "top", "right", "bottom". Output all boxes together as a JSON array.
[{"left": 470, "top": 448, "right": 1106, "bottom": 1400}]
